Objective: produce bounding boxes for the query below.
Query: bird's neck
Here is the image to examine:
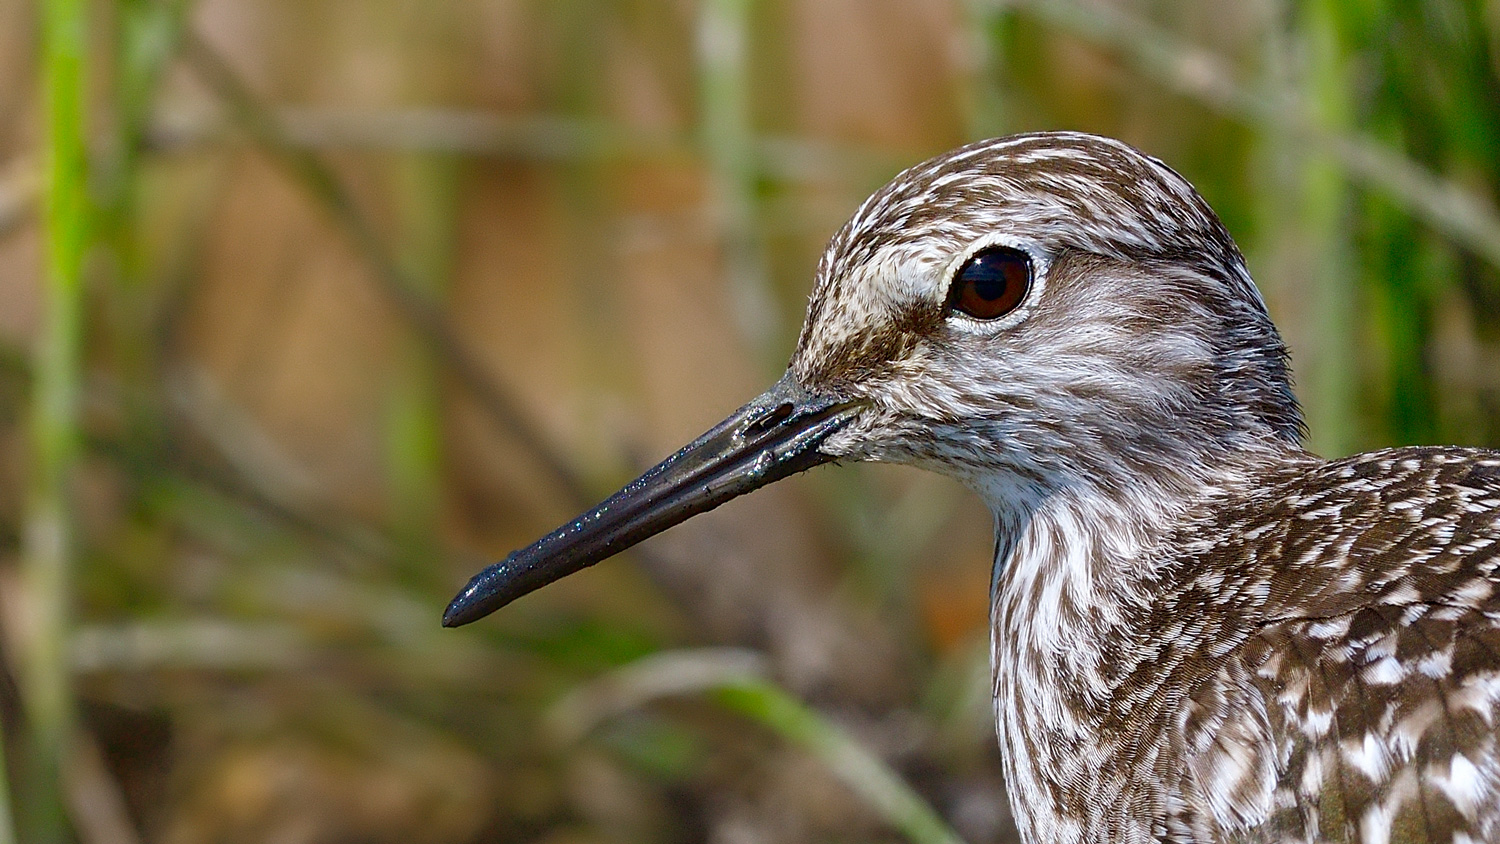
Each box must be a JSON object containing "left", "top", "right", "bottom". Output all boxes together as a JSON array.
[{"left": 977, "top": 448, "right": 1299, "bottom": 844}]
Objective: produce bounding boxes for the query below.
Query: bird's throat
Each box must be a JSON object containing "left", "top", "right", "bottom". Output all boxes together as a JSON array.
[{"left": 985, "top": 479, "right": 1199, "bottom": 844}]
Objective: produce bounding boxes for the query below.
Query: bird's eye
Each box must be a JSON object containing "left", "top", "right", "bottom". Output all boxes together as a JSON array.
[{"left": 946, "top": 247, "right": 1031, "bottom": 320}]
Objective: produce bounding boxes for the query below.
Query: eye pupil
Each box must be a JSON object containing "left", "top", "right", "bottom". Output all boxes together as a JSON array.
[
  {"left": 972, "top": 272, "right": 1007, "bottom": 301},
  {"left": 947, "top": 246, "right": 1031, "bottom": 320}
]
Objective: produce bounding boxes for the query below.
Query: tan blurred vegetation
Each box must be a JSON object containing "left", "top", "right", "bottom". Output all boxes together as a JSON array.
[{"left": 3, "top": 0, "right": 1500, "bottom": 842}]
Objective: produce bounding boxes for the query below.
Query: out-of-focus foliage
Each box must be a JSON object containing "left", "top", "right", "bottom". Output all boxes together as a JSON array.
[{"left": 1, "top": 0, "right": 1499, "bottom": 842}]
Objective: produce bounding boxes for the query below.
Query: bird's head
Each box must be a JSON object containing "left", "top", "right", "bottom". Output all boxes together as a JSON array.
[
  {"left": 794, "top": 132, "right": 1303, "bottom": 498},
  {"left": 443, "top": 131, "right": 1305, "bottom": 627}
]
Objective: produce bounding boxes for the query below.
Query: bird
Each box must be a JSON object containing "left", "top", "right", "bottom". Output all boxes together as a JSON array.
[{"left": 443, "top": 131, "right": 1500, "bottom": 844}]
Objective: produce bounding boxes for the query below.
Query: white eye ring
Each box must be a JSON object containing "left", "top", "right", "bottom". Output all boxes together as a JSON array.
[{"left": 940, "top": 236, "right": 1049, "bottom": 333}]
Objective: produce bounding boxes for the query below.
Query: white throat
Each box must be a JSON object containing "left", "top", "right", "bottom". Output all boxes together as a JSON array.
[{"left": 978, "top": 475, "right": 1193, "bottom": 844}]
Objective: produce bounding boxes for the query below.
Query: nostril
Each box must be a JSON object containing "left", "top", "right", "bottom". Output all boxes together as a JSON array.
[{"left": 747, "top": 402, "right": 795, "bottom": 435}]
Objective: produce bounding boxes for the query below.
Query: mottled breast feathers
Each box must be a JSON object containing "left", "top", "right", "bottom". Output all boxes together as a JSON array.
[{"left": 1153, "top": 448, "right": 1500, "bottom": 843}]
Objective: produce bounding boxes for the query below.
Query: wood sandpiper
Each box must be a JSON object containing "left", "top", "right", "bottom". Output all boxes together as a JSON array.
[{"left": 444, "top": 132, "right": 1500, "bottom": 844}]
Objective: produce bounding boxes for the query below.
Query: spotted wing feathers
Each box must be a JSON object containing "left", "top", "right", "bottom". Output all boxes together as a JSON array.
[{"left": 1170, "top": 448, "right": 1500, "bottom": 843}]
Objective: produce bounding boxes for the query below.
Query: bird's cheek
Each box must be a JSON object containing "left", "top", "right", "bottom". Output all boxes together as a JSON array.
[
  {"left": 818, "top": 413, "right": 879, "bottom": 460},
  {"left": 815, "top": 403, "right": 901, "bottom": 460},
  {"left": 815, "top": 404, "right": 928, "bottom": 465}
]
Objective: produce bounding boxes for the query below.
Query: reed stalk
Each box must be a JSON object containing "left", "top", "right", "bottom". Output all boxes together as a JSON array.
[
  {"left": 699, "top": 0, "right": 780, "bottom": 366},
  {"left": 25, "top": 0, "right": 91, "bottom": 838},
  {"left": 714, "top": 679, "right": 967, "bottom": 844},
  {"left": 1297, "top": 0, "right": 1359, "bottom": 456},
  {"left": 550, "top": 649, "right": 969, "bottom": 844},
  {"left": 386, "top": 152, "right": 457, "bottom": 579}
]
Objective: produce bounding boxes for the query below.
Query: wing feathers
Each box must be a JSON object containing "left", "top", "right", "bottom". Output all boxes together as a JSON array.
[{"left": 1195, "top": 605, "right": 1500, "bottom": 843}]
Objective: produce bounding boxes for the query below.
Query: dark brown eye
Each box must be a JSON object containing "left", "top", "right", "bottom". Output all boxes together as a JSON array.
[{"left": 946, "top": 247, "right": 1031, "bottom": 320}]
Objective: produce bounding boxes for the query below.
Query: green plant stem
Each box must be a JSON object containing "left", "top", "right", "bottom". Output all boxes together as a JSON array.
[
  {"left": 699, "top": 0, "right": 780, "bottom": 366},
  {"left": 1298, "top": 0, "right": 1359, "bottom": 456},
  {"left": 26, "top": 0, "right": 90, "bottom": 839},
  {"left": 714, "top": 679, "right": 968, "bottom": 844},
  {"left": 385, "top": 153, "right": 456, "bottom": 578},
  {"left": 551, "top": 649, "right": 968, "bottom": 844},
  {"left": 959, "top": 0, "right": 1009, "bottom": 139}
]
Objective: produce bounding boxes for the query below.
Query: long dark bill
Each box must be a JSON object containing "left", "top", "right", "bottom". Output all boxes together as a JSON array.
[{"left": 443, "top": 378, "right": 861, "bottom": 627}]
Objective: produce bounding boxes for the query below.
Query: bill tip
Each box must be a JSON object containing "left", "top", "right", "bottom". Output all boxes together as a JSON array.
[
  {"left": 442, "top": 582, "right": 489, "bottom": 628},
  {"left": 441, "top": 600, "right": 469, "bottom": 628}
]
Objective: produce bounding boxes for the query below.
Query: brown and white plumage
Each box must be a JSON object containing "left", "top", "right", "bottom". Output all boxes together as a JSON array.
[
  {"left": 1160, "top": 449, "right": 1500, "bottom": 844},
  {"left": 446, "top": 132, "right": 1500, "bottom": 843},
  {"left": 788, "top": 132, "right": 1500, "bottom": 843},
  {"left": 1006, "top": 447, "right": 1500, "bottom": 844}
]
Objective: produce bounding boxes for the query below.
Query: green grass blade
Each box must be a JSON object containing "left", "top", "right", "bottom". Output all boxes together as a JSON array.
[
  {"left": 699, "top": 0, "right": 780, "bottom": 365},
  {"left": 713, "top": 680, "right": 968, "bottom": 844},
  {"left": 1297, "top": 0, "right": 1360, "bottom": 456},
  {"left": 551, "top": 649, "right": 968, "bottom": 844},
  {"left": 27, "top": 0, "right": 91, "bottom": 838}
]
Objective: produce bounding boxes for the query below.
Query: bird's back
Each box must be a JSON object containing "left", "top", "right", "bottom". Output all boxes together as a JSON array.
[{"left": 1142, "top": 446, "right": 1500, "bottom": 843}]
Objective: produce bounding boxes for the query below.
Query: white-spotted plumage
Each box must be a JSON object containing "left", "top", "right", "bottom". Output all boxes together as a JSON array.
[{"left": 787, "top": 133, "right": 1500, "bottom": 843}]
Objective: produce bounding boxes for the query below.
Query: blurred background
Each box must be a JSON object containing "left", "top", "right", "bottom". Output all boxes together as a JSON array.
[{"left": 2, "top": 0, "right": 1500, "bottom": 842}]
